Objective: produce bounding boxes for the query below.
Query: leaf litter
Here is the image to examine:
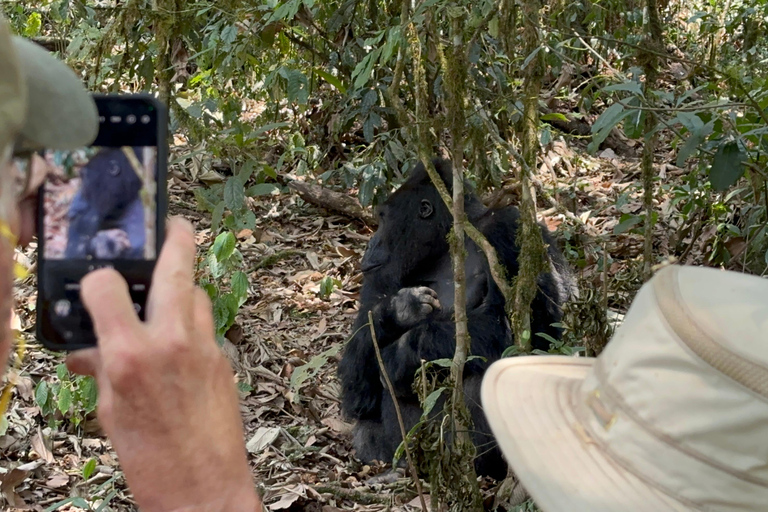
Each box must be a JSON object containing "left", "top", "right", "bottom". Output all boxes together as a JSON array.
[{"left": 3, "top": 128, "right": 735, "bottom": 511}]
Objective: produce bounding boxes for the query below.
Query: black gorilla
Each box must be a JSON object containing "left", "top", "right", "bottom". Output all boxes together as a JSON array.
[
  {"left": 338, "top": 159, "right": 573, "bottom": 480},
  {"left": 65, "top": 147, "right": 146, "bottom": 259}
]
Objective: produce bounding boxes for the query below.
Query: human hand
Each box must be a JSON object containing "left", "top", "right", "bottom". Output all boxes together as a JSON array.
[{"left": 67, "top": 217, "right": 260, "bottom": 512}]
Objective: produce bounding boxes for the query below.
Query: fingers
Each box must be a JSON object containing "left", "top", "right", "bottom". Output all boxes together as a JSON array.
[
  {"left": 192, "top": 287, "right": 216, "bottom": 345},
  {"left": 415, "top": 287, "right": 441, "bottom": 311},
  {"left": 145, "top": 217, "right": 197, "bottom": 325},
  {"left": 66, "top": 348, "right": 101, "bottom": 377},
  {"left": 81, "top": 268, "right": 141, "bottom": 341}
]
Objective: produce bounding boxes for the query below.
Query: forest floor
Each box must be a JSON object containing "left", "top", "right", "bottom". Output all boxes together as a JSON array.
[{"left": 3, "top": 128, "right": 699, "bottom": 511}]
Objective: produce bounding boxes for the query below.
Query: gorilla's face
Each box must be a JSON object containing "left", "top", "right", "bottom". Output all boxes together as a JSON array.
[{"left": 360, "top": 179, "right": 450, "bottom": 284}]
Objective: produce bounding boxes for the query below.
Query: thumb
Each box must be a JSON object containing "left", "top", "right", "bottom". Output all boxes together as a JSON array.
[{"left": 80, "top": 268, "right": 141, "bottom": 342}]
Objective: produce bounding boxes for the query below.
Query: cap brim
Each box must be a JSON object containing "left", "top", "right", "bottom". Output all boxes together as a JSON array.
[
  {"left": 481, "top": 356, "right": 692, "bottom": 512},
  {"left": 12, "top": 37, "right": 98, "bottom": 150}
]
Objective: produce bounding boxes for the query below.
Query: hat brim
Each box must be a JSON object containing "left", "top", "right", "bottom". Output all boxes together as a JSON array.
[
  {"left": 12, "top": 37, "right": 98, "bottom": 151},
  {"left": 481, "top": 356, "right": 692, "bottom": 512}
]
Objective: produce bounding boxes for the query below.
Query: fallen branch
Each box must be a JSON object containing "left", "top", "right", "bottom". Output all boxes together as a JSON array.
[{"left": 288, "top": 180, "right": 377, "bottom": 227}]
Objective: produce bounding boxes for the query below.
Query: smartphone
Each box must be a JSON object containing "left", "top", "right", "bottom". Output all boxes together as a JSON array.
[{"left": 36, "top": 94, "right": 168, "bottom": 351}]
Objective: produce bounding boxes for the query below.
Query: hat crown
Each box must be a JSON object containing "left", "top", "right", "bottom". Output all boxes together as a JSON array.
[{"left": 581, "top": 265, "right": 768, "bottom": 509}]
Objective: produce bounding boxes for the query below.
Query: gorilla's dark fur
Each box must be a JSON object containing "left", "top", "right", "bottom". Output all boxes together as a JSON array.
[
  {"left": 66, "top": 147, "right": 146, "bottom": 259},
  {"left": 337, "top": 159, "right": 574, "bottom": 479}
]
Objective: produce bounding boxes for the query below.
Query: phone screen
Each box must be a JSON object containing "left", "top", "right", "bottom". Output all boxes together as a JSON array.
[{"left": 37, "top": 95, "right": 167, "bottom": 350}]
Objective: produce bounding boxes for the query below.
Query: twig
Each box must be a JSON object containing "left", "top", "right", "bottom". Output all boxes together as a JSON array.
[{"left": 367, "top": 311, "right": 428, "bottom": 511}]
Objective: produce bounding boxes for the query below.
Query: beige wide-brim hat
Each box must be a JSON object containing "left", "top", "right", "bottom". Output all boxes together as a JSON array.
[
  {"left": 0, "top": 14, "right": 97, "bottom": 152},
  {"left": 482, "top": 264, "right": 768, "bottom": 512}
]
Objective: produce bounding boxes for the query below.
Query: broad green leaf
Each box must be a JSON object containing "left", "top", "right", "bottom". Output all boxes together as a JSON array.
[
  {"left": 709, "top": 141, "right": 747, "bottom": 191},
  {"left": 591, "top": 103, "right": 626, "bottom": 134},
  {"left": 237, "top": 160, "right": 256, "bottom": 186},
  {"left": 56, "top": 364, "right": 68, "bottom": 382},
  {"left": 211, "top": 201, "right": 226, "bottom": 233},
  {"left": 676, "top": 128, "right": 707, "bottom": 167},
  {"left": 212, "top": 231, "right": 236, "bottom": 261},
  {"left": 352, "top": 48, "right": 382, "bottom": 89},
  {"left": 212, "top": 298, "right": 230, "bottom": 332},
  {"left": 589, "top": 103, "right": 630, "bottom": 154},
  {"left": 82, "top": 458, "right": 97, "bottom": 480},
  {"left": 224, "top": 177, "right": 245, "bottom": 212},
  {"left": 79, "top": 377, "right": 98, "bottom": 413},
  {"left": 247, "top": 183, "right": 280, "bottom": 196},
  {"left": 35, "top": 380, "right": 49, "bottom": 408},
  {"left": 613, "top": 214, "right": 643, "bottom": 235},
  {"left": 231, "top": 271, "right": 249, "bottom": 304},
  {"left": 314, "top": 69, "right": 346, "bottom": 94},
  {"left": 57, "top": 386, "right": 72, "bottom": 415},
  {"left": 422, "top": 388, "right": 445, "bottom": 417}
]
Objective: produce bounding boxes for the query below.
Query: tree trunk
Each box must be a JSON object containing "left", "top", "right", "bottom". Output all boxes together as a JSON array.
[{"left": 513, "top": 0, "right": 547, "bottom": 352}]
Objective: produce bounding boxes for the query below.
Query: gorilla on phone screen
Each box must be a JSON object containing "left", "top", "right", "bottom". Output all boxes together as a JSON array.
[
  {"left": 338, "top": 158, "right": 574, "bottom": 479},
  {"left": 65, "top": 147, "right": 146, "bottom": 259}
]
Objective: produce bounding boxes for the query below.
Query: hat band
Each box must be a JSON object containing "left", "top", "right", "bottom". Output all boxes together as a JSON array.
[{"left": 575, "top": 362, "right": 768, "bottom": 511}]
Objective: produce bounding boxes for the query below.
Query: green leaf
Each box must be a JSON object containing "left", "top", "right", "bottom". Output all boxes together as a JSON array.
[
  {"left": 57, "top": 386, "right": 72, "bottom": 415},
  {"left": 82, "top": 458, "right": 97, "bottom": 480},
  {"left": 79, "top": 376, "right": 98, "bottom": 413},
  {"left": 56, "top": 364, "right": 68, "bottom": 382},
  {"left": 222, "top": 293, "right": 239, "bottom": 327},
  {"left": 35, "top": 380, "right": 49, "bottom": 408},
  {"left": 540, "top": 112, "right": 569, "bottom": 123},
  {"left": 283, "top": 69, "right": 309, "bottom": 104},
  {"left": 211, "top": 201, "right": 226, "bottom": 233},
  {"left": 318, "top": 276, "right": 336, "bottom": 299},
  {"left": 709, "top": 141, "right": 747, "bottom": 192},
  {"left": 591, "top": 103, "right": 626, "bottom": 134},
  {"left": 224, "top": 177, "right": 245, "bottom": 212},
  {"left": 351, "top": 48, "right": 381, "bottom": 89},
  {"left": 589, "top": 103, "right": 630, "bottom": 154},
  {"left": 247, "top": 183, "right": 280, "bottom": 197},
  {"left": 212, "top": 231, "right": 237, "bottom": 261},
  {"left": 314, "top": 69, "right": 346, "bottom": 94},
  {"left": 231, "top": 271, "right": 249, "bottom": 305},
  {"left": 220, "top": 25, "right": 238, "bottom": 45},
  {"left": 212, "top": 297, "right": 231, "bottom": 332},
  {"left": 422, "top": 388, "right": 445, "bottom": 417},
  {"left": 237, "top": 160, "right": 256, "bottom": 186},
  {"left": 613, "top": 214, "right": 643, "bottom": 235},
  {"left": 24, "top": 12, "right": 42, "bottom": 37}
]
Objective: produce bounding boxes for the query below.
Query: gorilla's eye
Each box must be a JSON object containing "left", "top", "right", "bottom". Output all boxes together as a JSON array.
[
  {"left": 108, "top": 161, "right": 121, "bottom": 176},
  {"left": 419, "top": 199, "right": 433, "bottom": 219}
]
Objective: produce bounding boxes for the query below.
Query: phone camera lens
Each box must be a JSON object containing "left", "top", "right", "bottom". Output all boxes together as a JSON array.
[
  {"left": 126, "top": 114, "right": 137, "bottom": 124},
  {"left": 140, "top": 115, "right": 151, "bottom": 124}
]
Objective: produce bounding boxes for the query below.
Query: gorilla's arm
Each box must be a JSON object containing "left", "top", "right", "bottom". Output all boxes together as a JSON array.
[
  {"left": 380, "top": 303, "right": 510, "bottom": 398},
  {"left": 339, "top": 287, "right": 441, "bottom": 420},
  {"left": 65, "top": 192, "right": 102, "bottom": 258}
]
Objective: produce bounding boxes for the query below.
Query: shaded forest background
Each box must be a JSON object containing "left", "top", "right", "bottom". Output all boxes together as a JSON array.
[{"left": 2, "top": 0, "right": 768, "bottom": 510}]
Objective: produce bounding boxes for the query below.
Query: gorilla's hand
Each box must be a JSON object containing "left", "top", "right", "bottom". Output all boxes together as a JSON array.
[{"left": 389, "top": 286, "right": 441, "bottom": 329}]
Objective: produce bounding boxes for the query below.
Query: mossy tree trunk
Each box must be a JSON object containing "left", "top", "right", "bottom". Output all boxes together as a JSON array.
[{"left": 512, "top": 0, "right": 547, "bottom": 352}]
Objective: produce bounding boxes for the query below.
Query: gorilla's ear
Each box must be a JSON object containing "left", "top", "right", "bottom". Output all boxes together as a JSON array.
[{"left": 419, "top": 199, "right": 434, "bottom": 219}]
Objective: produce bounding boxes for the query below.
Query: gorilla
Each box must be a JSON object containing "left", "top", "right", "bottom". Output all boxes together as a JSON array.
[
  {"left": 338, "top": 158, "right": 574, "bottom": 480},
  {"left": 65, "top": 147, "right": 146, "bottom": 259}
]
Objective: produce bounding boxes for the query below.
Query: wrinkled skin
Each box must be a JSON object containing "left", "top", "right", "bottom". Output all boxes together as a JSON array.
[{"left": 1, "top": 155, "right": 261, "bottom": 512}]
